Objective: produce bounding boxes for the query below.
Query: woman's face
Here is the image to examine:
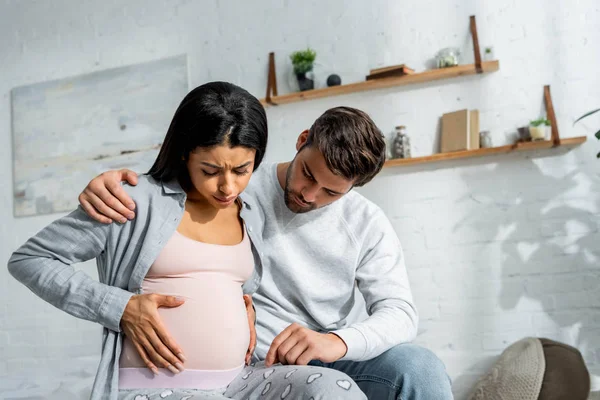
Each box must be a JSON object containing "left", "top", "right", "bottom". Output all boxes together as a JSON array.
[{"left": 186, "top": 144, "right": 256, "bottom": 209}]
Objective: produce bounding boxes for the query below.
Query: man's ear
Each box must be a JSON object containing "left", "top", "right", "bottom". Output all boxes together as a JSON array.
[{"left": 295, "top": 130, "right": 309, "bottom": 151}]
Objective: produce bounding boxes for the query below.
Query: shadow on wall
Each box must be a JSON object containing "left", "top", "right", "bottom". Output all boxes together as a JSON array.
[{"left": 452, "top": 148, "right": 600, "bottom": 398}]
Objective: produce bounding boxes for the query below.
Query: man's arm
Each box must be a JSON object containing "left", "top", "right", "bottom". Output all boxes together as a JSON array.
[
  {"left": 331, "top": 210, "right": 418, "bottom": 361},
  {"left": 265, "top": 210, "right": 417, "bottom": 367}
]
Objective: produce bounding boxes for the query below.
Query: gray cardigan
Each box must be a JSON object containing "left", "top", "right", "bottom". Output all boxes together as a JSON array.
[{"left": 7, "top": 175, "right": 264, "bottom": 400}]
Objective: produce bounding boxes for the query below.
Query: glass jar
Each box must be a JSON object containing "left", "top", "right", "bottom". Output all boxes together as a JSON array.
[
  {"left": 479, "top": 131, "right": 492, "bottom": 148},
  {"left": 435, "top": 47, "right": 461, "bottom": 68},
  {"left": 391, "top": 126, "right": 411, "bottom": 158}
]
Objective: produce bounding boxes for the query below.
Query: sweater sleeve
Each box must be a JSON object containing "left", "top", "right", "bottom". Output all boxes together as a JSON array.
[
  {"left": 332, "top": 210, "right": 418, "bottom": 361},
  {"left": 7, "top": 206, "right": 134, "bottom": 333}
]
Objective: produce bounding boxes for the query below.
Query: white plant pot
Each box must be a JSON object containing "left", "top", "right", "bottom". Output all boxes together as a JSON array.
[
  {"left": 483, "top": 46, "right": 495, "bottom": 61},
  {"left": 529, "top": 125, "right": 549, "bottom": 141}
]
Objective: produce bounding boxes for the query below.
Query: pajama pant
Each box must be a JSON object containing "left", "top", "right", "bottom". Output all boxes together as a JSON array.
[{"left": 118, "top": 361, "right": 366, "bottom": 400}]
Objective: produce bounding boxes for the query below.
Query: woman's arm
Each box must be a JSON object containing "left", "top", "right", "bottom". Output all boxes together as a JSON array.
[
  {"left": 8, "top": 206, "right": 132, "bottom": 332},
  {"left": 9, "top": 196, "right": 187, "bottom": 374}
]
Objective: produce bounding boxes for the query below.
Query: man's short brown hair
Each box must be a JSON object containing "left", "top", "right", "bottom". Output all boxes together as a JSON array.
[{"left": 304, "top": 106, "right": 386, "bottom": 187}]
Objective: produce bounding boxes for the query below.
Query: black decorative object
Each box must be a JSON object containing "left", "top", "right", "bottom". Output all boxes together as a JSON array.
[
  {"left": 296, "top": 72, "right": 314, "bottom": 91},
  {"left": 327, "top": 74, "right": 342, "bottom": 87}
]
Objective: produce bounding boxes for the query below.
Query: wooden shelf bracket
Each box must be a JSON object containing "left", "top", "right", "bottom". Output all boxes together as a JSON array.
[
  {"left": 265, "top": 52, "right": 278, "bottom": 105},
  {"left": 470, "top": 15, "right": 483, "bottom": 74},
  {"left": 544, "top": 85, "right": 561, "bottom": 146}
]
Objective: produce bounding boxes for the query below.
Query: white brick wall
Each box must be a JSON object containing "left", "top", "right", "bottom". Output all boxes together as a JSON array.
[{"left": 1, "top": 0, "right": 599, "bottom": 398}]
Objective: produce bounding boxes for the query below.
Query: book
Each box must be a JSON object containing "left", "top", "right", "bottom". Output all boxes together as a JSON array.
[
  {"left": 441, "top": 109, "right": 480, "bottom": 152},
  {"left": 366, "top": 64, "right": 415, "bottom": 81},
  {"left": 369, "top": 64, "right": 415, "bottom": 75},
  {"left": 441, "top": 109, "right": 470, "bottom": 153}
]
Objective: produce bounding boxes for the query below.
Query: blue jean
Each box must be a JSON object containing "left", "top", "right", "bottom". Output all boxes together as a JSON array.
[{"left": 309, "top": 344, "right": 453, "bottom": 400}]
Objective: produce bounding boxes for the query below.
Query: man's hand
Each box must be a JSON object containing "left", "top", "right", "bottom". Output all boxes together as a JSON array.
[
  {"left": 79, "top": 169, "right": 139, "bottom": 224},
  {"left": 265, "top": 323, "right": 348, "bottom": 367},
  {"left": 243, "top": 294, "right": 257, "bottom": 365},
  {"left": 121, "top": 293, "right": 186, "bottom": 375}
]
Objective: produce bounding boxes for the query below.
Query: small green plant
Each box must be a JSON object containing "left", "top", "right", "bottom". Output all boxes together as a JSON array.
[
  {"left": 530, "top": 117, "right": 551, "bottom": 127},
  {"left": 574, "top": 108, "right": 600, "bottom": 158},
  {"left": 290, "top": 48, "right": 316, "bottom": 75},
  {"left": 485, "top": 47, "right": 492, "bottom": 54}
]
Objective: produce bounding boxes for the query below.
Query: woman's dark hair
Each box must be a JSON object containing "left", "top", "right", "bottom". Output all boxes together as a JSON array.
[{"left": 148, "top": 81, "right": 268, "bottom": 190}]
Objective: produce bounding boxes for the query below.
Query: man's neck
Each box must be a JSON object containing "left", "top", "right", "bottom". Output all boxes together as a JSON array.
[{"left": 276, "top": 162, "right": 290, "bottom": 191}]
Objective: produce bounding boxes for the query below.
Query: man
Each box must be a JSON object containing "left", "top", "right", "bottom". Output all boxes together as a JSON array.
[{"left": 80, "top": 106, "right": 453, "bottom": 399}]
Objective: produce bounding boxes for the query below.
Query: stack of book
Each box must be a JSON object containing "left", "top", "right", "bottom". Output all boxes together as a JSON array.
[{"left": 366, "top": 64, "right": 415, "bottom": 81}]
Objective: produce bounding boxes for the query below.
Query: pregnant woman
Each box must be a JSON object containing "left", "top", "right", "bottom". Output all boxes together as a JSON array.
[{"left": 8, "top": 82, "right": 365, "bottom": 400}]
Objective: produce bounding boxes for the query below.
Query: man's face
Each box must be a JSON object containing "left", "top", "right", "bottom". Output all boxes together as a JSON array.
[{"left": 283, "top": 132, "right": 354, "bottom": 214}]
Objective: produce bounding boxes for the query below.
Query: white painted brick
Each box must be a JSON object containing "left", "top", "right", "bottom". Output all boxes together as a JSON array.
[
  {"left": 481, "top": 313, "right": 533, "bottom": 333},
  {"left": 396, "top": 233, "right": 428, "bottom": 261},
  {"left": 4, "top": 358, "right": 43, "bottom": 373},
  {"left": 441, "top": 299, "right": 500, "bottom": 317},
  {"left": 414, "top": 300, "right": 440, "bottom": 321},
  {"left": 542, "top": 232, "right": 600, "bottom": 256},
  {"left": 45, "top": 328, "right": 94, "bottom": 347},
  {"left": 0, "top": 360, "right": 6, "bottom": 377},
  {"left": 391, "top": 216, "right": 425, "bottom": 238},
  {"left": 527, "top": 198, "right": 600, "bottom": 220},
  {"left": 483, "top": 331, "right": 534, "bottom": 351},
  {"left": 403, "top": 246, "right": 444, "bottom": 269},
  {"left": 513, "top": 294, "right": 556, "bottom": 313},
  {"left": 2, "top": 343, "right": 98, "bottom": 362},
  {"left": 526, "top": 274, "right": 599, "bottom": 296},
  {"left": 1, "top": 344, "right": 46, "bottom": 360},
  {"left": 419, "top": 319, "right": 485, "bottom": 337},
  {"left": 436, "top": 276, "right": 525, "bottom": 301},
  {"left": 9, "top": 329, "right": 46, "bottom": 346},
  {"left": 435, "top": 242, "right": 507, "bottom": 270},
  {"left": 406, "top": 267, "right": 433, "bottom": 287},
  {"left": 503, "top": 251, "right": 595, "bottom": 276},
  {"left": 416, "top": 332, "right": 484, "bottom": 352},
  {"left": 438, "top": 350, "right": 499, "bottom": 376},
  {"left": 533, "top": 311, "right": 600, "bottom": 331},
  {"left": 553, "top": 291, "right": 600, "bottom": 310},
  {"left": 540, "top": 218, "right": 598, "bottom": 238}
]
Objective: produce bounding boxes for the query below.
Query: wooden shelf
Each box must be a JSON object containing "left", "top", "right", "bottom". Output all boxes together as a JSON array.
[
  {"left": 383, "top": 136, "right": 587, "bottom": 168},
  {"left": 260, "top": 61, "right": 500, "bottom": 106}
]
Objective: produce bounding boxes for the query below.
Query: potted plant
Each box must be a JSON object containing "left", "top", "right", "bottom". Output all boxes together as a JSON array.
[
  {"left": 574, "top": 108, "right": 600, "bottom": 158},
  {"left": 529, "top": 117, "right": 551, "bottom": 141},
  {"left": 290, "top": 48, "right": 316, "bottom": 91},
  {"left": 483, "top": 46, "right": 495, "bottom": 61}
]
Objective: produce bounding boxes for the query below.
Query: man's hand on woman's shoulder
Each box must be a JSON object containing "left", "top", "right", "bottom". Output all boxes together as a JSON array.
[{"left": 79, "top": 169, "right": 139, "bottom": 224}]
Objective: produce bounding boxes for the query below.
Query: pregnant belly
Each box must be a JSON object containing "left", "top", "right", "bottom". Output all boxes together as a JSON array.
[{"left": 120, "top": 278, "right": 250, "bottom": 370}]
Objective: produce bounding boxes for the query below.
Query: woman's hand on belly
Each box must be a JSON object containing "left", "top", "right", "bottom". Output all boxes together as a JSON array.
[
  {"left": 243, "top": 294, "right": 257, "bottom": 365},
  {"left": 121, "top": 293, "right": 187, "bottom": 375}
]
